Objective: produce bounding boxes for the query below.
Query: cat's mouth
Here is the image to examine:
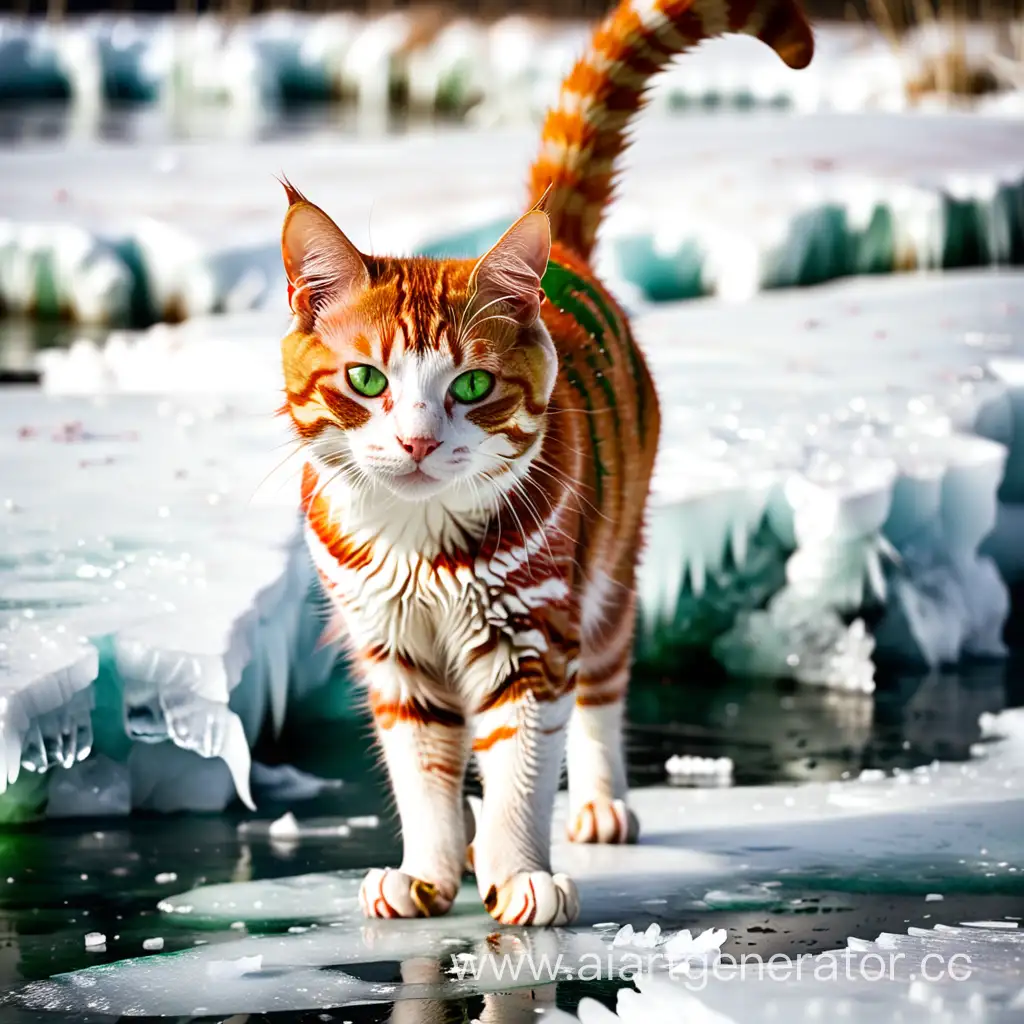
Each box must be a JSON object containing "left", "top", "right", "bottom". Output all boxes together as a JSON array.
[{"left": 390, "top": 467, "right": 444, "bottom": 497}]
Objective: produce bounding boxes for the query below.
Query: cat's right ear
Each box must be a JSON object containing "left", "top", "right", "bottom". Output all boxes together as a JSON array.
[{"left": 280, "top": 179, "right": 369, "bottom": 318}]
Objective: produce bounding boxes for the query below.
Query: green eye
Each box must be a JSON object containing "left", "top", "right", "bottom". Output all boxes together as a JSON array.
[
  {"left": 347, "top": 364, "right": 388, "bottom": 398},
  {"left": 450, "top": 369, "right": 495, "bottom": 404}
]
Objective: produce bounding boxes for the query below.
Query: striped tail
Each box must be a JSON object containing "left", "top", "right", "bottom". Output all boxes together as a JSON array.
[{"left": 529, "top": 0, "right": 815, "bottom": 261}]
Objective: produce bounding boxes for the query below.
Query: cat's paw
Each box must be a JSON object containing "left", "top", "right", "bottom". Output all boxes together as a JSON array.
[
  {"left": 359, "top": 868, "right": 455, "bottom": 919},
  {"left": 482, "top": 871, "right": 579, "bottom": 926},
  {"left": 567, "top": 799, "right": 639, "bottom": 844}
]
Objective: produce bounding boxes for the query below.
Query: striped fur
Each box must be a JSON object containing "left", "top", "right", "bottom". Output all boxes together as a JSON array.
[
  {"left": 529, "top": 0, "right": 814, "bottom": 259},
  {"left": 280, "top": 0, "right": 812, "bottom": 927}
]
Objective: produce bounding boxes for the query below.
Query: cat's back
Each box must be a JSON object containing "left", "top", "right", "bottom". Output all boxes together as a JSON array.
[{"left": 540, "top": 242, "right": 660, "bottom": 577}]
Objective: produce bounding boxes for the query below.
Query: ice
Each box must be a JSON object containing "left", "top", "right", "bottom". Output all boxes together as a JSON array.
[
  {"left": 45, "top": 754, "right": 130, "bottom": 817},
  {"left": 2, "top": 112, "right": 1022, "bottom": 326},
  {"left": 25, "top": 270, "right": 1024, "bottom": 702},
  {"left": 664, "top": 755, "right": 734, "bottom": 782},
  {"left": 9, "top": 707, "right": 1024, "bottom": 1017},
  {"left": 1, "top": 16, "right": 1020, "bottom": 121},
  {"left": 0, "top": 384, "right": 334, "bottom": 816},
  {"left": 637, "top": 271, "right": 1024, "bottom": 684}
]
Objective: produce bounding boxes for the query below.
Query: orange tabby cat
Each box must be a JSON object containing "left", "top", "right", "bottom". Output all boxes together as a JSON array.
[{"left": 280, "top": 0, "right": 813, "bottom": 926}]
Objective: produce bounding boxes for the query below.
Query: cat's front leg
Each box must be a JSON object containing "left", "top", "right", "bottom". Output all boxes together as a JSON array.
[
  {"left": 471, "top": 658, "right": 578, "bottom": 926},
  {"left": 358, "top": 657, "right": 468, "bottom": 919}
]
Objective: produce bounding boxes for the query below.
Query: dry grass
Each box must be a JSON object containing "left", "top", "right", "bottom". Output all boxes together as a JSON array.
[{"left": 861, "top": 0, "right": 1023, "bottom": 100}]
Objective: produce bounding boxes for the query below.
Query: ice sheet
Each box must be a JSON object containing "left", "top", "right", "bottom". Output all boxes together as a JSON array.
[
  {"left": 9, "top": 707, "right": 1023, "bottom": 1017},
  {"left": 0, "top": 380, "right": 333, "bottom": 815},
  {"left": 1, "top": 112, "right": 1022, "bottom": 324},
  {"left": 33, "top": 270, "right": 1024, "bottom": 691}
]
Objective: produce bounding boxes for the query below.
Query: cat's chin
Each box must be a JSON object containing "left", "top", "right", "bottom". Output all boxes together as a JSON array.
[{"left": 386, "top": 468, "right": 449, "bottom": 502}]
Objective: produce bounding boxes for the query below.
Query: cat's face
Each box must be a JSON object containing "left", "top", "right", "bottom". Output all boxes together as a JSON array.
[{"left": 280, "top": 185, "right": 556, "bottom": 506}]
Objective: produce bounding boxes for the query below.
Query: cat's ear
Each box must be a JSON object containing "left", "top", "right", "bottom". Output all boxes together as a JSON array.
[
  {"left": 280, "top": 180, "right": 369, "bottom": 317},
  {"left": 469, "top": 209, "right": 551, "bottom": 328}
]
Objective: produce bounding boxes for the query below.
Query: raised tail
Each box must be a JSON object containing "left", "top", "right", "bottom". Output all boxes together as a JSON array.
[{"left": 528, "top": 0, "right": 814, "bottom": 261}]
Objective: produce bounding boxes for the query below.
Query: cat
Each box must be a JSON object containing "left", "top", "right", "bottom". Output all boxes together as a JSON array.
[{"left": 280, "top": 0, "right": 813, "bottom": 927}]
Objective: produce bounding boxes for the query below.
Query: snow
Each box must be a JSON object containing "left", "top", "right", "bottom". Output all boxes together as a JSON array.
[
  {"left": 0, "top": 15, "right": 1019, "bottom": 121},
  {"left": 1, "top": 112, "right": 1022, "bottom": 326},
  {"left": 10, "top": 706, "right": 1024, "bottom": 1017},
  {"left": 0, "top": 383, "right": 333, "bottom": 816},
  {"left": 12, "top": 269, "right": 1022, "bottom": 741}
]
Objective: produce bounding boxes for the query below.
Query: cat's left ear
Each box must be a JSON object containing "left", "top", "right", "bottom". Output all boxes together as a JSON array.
[
  {"left": 469, "top": 209, "right": 551, "bottom": 328},
  {"left": 280, "top": 179, "right": 369, "bottom": 318}
]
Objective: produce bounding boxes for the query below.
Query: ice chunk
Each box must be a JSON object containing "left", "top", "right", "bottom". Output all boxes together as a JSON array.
[
  {"left": 660, "top": 926, "right": 727, "bottom": 961},
  {"left": 0, "top": 388, "right": 333, "bottom": 816},
  {"left": 714, "top": 594, "right": 876, "bottom": 692},
  {"left": 665, "top": 755, "right": 734, "bottom": 781},
  {"left": 637, "top": 271, "right": 1023, "bottom": 682},
  {"left": 268, "top": 811, "right": 300, "bottom": 837},
  {"left": 45, "top": 754, "right": 130, "bottom": 818},
  {"left": 249, "top": 762, "right": 342, "bottom": 802}
]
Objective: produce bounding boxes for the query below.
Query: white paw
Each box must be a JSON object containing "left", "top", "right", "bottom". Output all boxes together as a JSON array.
[
  {"left": 482, "top": 870, "right": 579, "bottom": 926},
  {"left": 567, "top": 799, "right": 639, "bottom": 844},
  {"left": 359, "top": 868, "right": 455, "bottom": 919}
]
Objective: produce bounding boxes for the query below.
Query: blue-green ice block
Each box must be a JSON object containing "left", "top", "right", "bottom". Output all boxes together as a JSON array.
[{"left": 612, "top": 235, "right": 706, "bottom": 302}]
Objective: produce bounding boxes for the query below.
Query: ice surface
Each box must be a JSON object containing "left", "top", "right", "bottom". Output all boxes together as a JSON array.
[
  {"left": 2, "top": 112, "right": 1023, "bottom": 325},
  {"left": 31, "top": 270, "right": 1024, "bottom": 695},
  {"left": 10, "top": 707, "right": 1024, "bottom": 1017},
  {"left": 0, "top": 382, "right": 334, "bottom": 815}
]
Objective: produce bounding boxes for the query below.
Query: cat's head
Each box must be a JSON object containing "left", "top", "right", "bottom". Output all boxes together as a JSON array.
[{"left": 279, "top": 182, "right": 557, "bottom": 506}]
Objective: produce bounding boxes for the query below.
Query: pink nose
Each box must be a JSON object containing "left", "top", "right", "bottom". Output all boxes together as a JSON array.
[{"left": 398, "top": 436, "right": 441, "bottom": 462}]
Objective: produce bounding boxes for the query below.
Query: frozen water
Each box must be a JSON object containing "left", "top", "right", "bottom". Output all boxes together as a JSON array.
[
  {"left": 637, "top": 270, "right": 1024, "bottom": 684},
  {"left": 9, "top": 706, "right": 1024, "bottom": 1017},
  {"left": 27, "top": 269, "right": 1024, "bottom": 702},
  {"left": 0, "top": 15, "right": 1019, "bottom": 120},
  {"left": 1, "top": 112, "right": 1022, "bottom": 325},
  {"left": 0, "top": 382, "right": 333, "bottom": 816}
]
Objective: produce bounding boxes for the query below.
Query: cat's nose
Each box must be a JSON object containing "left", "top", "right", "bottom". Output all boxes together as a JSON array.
[{"left": 398, "top": 436, "right": 441, "bottom": 462}]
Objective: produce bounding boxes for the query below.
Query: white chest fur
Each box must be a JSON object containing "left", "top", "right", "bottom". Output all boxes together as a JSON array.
[{"left": 305, "top": 476, "right": 570, "bottom": 705}]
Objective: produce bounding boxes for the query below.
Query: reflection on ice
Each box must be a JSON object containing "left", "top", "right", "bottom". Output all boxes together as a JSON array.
[{"left": 9, "top": 708, "right": 1023, "bottom": 1019}]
